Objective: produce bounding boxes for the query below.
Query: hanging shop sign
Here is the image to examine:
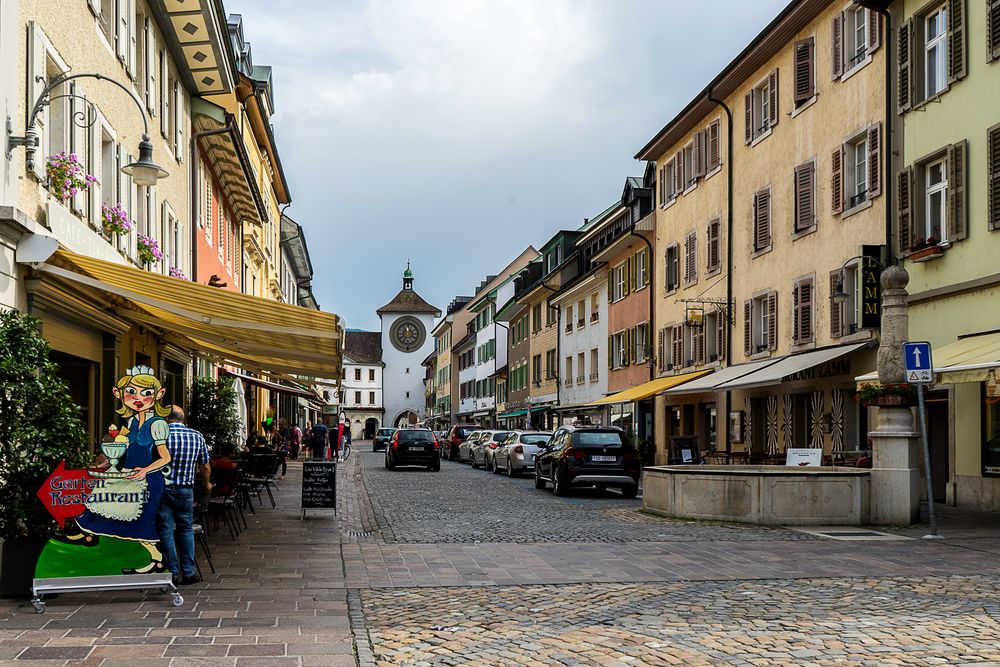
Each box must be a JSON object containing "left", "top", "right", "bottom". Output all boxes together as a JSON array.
[{"left": 860, "top": 244, "right": 883, "bottom": 330}]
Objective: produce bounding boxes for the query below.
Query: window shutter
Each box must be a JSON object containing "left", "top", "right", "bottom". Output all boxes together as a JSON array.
[
  {"left": 126, "top": 0, "right": 137, "bottom": 78},
  {"left": 623, "top": 260, "right": 631, "bottom": 297},
  {"left": 800, "top": 281, "right": 812, "bottom": 342},
  {"left": 744, "top": 91, "right": 752, "bottom": 144},
  {"left": 159, "top": 49, "right": 169, "bottom": 137},
  {"left": 717, "top": 309, "right": 727, "bottom": 361},
  {"left": 174, "top": 82, "right": 184, "bottom": 161},
  {"left": 767, "top": 69, "right": 779, "bottom": 128},
  {"left": 657, "top": 328, "right": 666, "bottom": 371},
  {"left": 89, "top": 113, "right": 102, "bottom": 226},
  {"left": 897, "top": 18, "right": 913, "bottom": 113},
  {"left": 754, "top": 189, "right": 771, "bottom": 250},
  {"left": 897, "top": 166, "right": 914, "bottom": 254},
  {"left": 829, "top": 271, "right": 843, "bottom": 338},
  {"left": 87, "top": 0, "right": 100, "bottom": 14},
  {"left": 767, "top": 292, "right": 778, "bottom": 351},
  {"left": 693, "top": 130, "right": 706, "bottom": 178},
  {"left": 658, "top": 166, "right": 664, "bottom": 206},
  {"left": 27, "top": 22, "right": 47, "bottom": 181},
  {"left": 947, "top": 139, "right": 968, "bottom": 241},
  {"left": 673, "top": 325, "right": 684, "bottom": 368},
  {"left": 708, "top": 120, "right": 721, "bottom": 171},
  {"left": 70, "top": 84, "right": 88, "bottom": 214},
  {"left": 623, "top": 329, "right": 631, "bottom": 367},
  {"left": 607, "top": 335, "right": 613, "bottom": 369},
  {"left": 867, "top": 10, "right": 881, "bottom": 53},
  {"left": 947, "top": 0, "right": 967, "bottom": 82},
  {"left": 116, "top": 0, "right": 128, "bottom": 62},
  {"left": 989, "top": 124, "right": 1000, "bottom": 231},
  {"left": 831, "top": 13, "right": 844, "bottom": 80},
  {"left": 707, "top": 218, "right": 720, "bottom": 271},
  {"left": 145, "top": 17, "right": 156, "bottom": 114},
  {"left": 831, "top": 147, "right": 844, "bottom": 215},
  {"left": 793, "top": 38, "right": 814, "bottom": 104},
  {"left": 792, "top": 283, "right": 800, "bottom": 344},
  {"left": 674, "top": 150, "right": 684, "bottom": 192},
  {"left": 744, "top": 300, "right": 752, "bottom": 356},
  {"left": 684, "top": 233, "right": 696, "bottom": 284},
  {"left": 989, "top": 0, "right": 1000, "bottom": 62},
  {"left": 794, "top": 162, "right": 815, "bottom": 231},
  {"left": 607, "top": 269, "right": 613, "bottom": 300},
  {"left": 867, "top": 122, "right": 882, "bottom": 198}
]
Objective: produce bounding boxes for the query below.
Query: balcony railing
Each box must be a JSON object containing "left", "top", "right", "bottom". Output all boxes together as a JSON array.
[
  {"left": 589, "top": 372, "right": 599, "bottom": 381},
  {"left": 564, "top": 378, "right": 573, "bottom": 387},
  {"left": 576, "top": 375, "right": 585, "bottom": 385}
]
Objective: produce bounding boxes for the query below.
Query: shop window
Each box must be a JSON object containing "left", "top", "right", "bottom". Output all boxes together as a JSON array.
[{"left": 984, "top": 387, "right": 1000, "bottom": 476}]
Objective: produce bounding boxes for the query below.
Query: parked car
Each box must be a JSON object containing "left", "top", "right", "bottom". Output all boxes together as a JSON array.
[
  {"left": 534, "top": 426, "right": 639, "bottom": 497},
  {"left": 473, "top": 430, "right": 511, "bottom": 469},
  {"left": 384, "top": 428, "right": 441, "bottom": 471},
  {"left": 458, "top": 430, "right": 484, "bottom": 463},
  {"left": 493, "top": 431, "right": 553, "bottom": 476},
  {"left": 373, "top": 427, "right": 397, "bottom": 452},
  {"left": 445, "top": 423, "right": 479, "bottom": 461}
]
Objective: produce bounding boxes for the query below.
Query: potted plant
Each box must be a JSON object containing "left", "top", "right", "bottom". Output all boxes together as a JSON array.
[
  {"left": 136, "top": 234, "right": 163, "bottom": 267},
  {"left": 101, "top": 202, "right": 134, "bottom": 236},
  {"left": 909, "top": 236, "right": 944, "bottom": 263},
  {"left": 45, "top": 152, "right": 97, "bottom": 202},
  {"left": 187, "top": 376, "right": 241, "bottom": 455},
  {"left": 855, "top": 382, "right": 918, "bottom": 408},
  {"left": 168, "top": 266, "right": 188, "bottom": 280},
  {"left": 0, "top": 310, "right": 92, "bottom": 597}
]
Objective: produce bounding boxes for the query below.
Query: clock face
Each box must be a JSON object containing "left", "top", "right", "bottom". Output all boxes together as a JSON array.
[{"left": 390, "top": 317, "right": 426, "bottom": 352}]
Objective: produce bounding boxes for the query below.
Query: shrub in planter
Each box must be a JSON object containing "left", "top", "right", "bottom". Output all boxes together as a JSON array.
[
  {"left": 855, "top": 382, "right": 918, "bottom": 407},
  {"left": 168, "top": 266, "right": 188, "bottom": 280},
  {"left": 187, "top": 376, "right": 241, "bottom": 455},
  {"left": 0, "top": 310, "right": 92, "bottom": 595}
]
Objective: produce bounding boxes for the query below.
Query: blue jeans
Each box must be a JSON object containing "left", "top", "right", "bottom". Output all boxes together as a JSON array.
[{"left": 156, "top": 486, "right": 195, "bottom": 579}]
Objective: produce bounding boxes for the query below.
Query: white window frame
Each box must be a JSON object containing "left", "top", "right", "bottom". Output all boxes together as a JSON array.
[
  {"left": 635, "top": 322, "right": 649, "bottom": 363},
  {"left": 636, "top": 249, "right": 649, "bottom": 289},
  {"left": 753, "top": 296, "right": 770, "bottom": 353},
  {"left": 751, "top": 79, "right": 770, "bottom": 140},
  {"left": 844, "top": 5, "right": 869, "bottom": 74},
  {"left": 613, "top": 262, "right": 627, "bottom": 302},
  {"left": 924, "top": 157, "right": 948, "bottom": 241},
  {"left": 924, "top": 4, "right": 948, "bottom": 99},
  {"left": 842, "top": 263, "right": 860, "bottom": 334}
]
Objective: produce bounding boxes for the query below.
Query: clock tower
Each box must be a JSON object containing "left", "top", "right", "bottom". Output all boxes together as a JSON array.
[{"left": 377, "top": 264, "right": 441, "bottom": 428}]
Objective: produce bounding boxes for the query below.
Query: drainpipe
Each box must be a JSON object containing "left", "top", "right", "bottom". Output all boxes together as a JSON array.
[
  {"left": 190, "top": 124, "right": 235, "bottom": 284},
  {"left": 707, "top": 90, "right": 734, "bottom": 454}
]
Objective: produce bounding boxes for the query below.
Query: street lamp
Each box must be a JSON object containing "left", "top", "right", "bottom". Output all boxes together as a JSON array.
[
  {"left": 6, "top": 72, "right": 168, "bottom": 184},
  {"left": 831, "top": 255, "right": 885, "bottom": 303}
]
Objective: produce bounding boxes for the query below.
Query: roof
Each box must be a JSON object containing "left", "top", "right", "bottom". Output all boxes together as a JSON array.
[
  {"left": 376, "top": 288, "right": 442, "bottom": 316},
  {"left": 343, "top": 331, "right": 383, "bottom": 365}
]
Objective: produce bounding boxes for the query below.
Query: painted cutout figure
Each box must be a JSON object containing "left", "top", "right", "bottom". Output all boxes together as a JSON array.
[{"left": 45, "top": 366, "right": 172, "bottom": 575}]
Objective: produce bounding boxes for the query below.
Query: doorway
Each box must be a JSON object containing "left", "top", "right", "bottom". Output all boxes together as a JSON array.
[
  {"left": 364, "top": 417, "right": 378, "bottom": 439},
  {"left": 50, "top": 350, "right": 99, "bottom": 444},
  {"left": 924, "top": 396, "right": 949, "bottom": 502}
]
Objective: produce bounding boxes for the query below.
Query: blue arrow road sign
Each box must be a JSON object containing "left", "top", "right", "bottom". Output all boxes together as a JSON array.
[{"left": 904, "top": 341, "right": 933, "bottom": 383}]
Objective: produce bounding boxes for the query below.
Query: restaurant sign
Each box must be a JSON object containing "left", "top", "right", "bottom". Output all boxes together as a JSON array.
[{"left": 860, "top": 244, "right": 883, "bottom": 330}]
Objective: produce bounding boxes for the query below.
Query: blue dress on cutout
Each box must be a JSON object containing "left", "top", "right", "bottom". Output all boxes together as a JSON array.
[{"left": 76, "top": 415, "right": 165, "bottom": 542}]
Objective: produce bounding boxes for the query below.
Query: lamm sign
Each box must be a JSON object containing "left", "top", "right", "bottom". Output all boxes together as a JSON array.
[{"left": 860, "top": 244, "right": 883, "bottom": 330}]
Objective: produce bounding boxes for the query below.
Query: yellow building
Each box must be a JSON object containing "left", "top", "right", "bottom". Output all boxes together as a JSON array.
[{"left": 639, "top": 0, "right": 886, "bottom": 463}]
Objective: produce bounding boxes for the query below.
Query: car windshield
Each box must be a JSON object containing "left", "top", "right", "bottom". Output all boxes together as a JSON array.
[
  {"left": 398, "top": 430, "right": 434, "bottom": 442},
  {"left": 521, "top": 435, "right": 551, "bottom": 445},
  {"left": 490, "top": 432, "right": 510, "bottom": 442},
  {"left": 576, "top": 431, "right": 626, "bottom": 447},
  {"left": 377, "top": 429, "right": 394, "bottom": 436},
  {"left": 456, "top": 427, "right": 474, "bottom": 438}
]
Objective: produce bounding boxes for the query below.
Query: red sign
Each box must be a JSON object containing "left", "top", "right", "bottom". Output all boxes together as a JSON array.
[{"left": 36, "top": 460, "right": 95, "bottom": 528}]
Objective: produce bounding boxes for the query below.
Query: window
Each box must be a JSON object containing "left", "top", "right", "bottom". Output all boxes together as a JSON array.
[
  {"left": 369, "top": 369, "right": 376, "bottom": 382},
  {"left": 793, "top": 37, "right": 815, "bottom": 107},
  {"left": 897, "top": 141, "right": 967, "bottom": 253},
  {"left": 590, "top": 292, "right": 600, "bottom": 322},
  {"left": 925, "top": 5, "right": 948, "bottom": 98},
  {"left": 635, "top": 249, "right": 649, "bottom": 288},
  {"left": 532, "top": 354, "right": 542, "bottom": 384},
  {"left": 665, "top": 244, "right": 680, "bottom": 292},
  {"left": 635, "top": 323, "right": 649, "bottom": 363},
  {"left": 564, "top": 305, "right": 574, "bottom": 334},
  {"left": 705, "top": 311, "right": 720, "bottom": 362},
  {"left": 792, "top": 278, "right": 814, "bottom": 345},
  {"left": 354, "top": 368, "right": 362, "bottom": 381},
  {"left": 659, "top": 157, "right": 676, "bottom": 206},
  {"left": 369, "top": 391, "right": 376, "bottom": 406},
  {"left": 613, "top": 262, "right": 628, "bottom": 302},
  {"left": 683, "top": 142, "right": 696, "bottom": 190},
  {"left": 830, "top": 265, "right": 859, "bottom": 337},
  {"left": 576, "top": 300, "right": 585, "bottom": 328},
  {"left": 545, "top": 349, "right": 557, "bottom": 379},
  {"left": 744, "top": 70, "right": 778, "bottom": 143},
  {"left": 706, "top": 218, "right": 721, "bottom": 273},
  {"left": 898, "top": 3, "right": 965, "bottom": 112},
  {"left": 990, "top": 0, "right": 1000, "bottom": 63},
  {"left": 611, "top": 331, "right": 628, "bottom": 369},
  {"left": 354, "top": 391, "right": 361, "bottom": 405},
  {"left": 924, "top": 158, "right": 948, "bottom": 241},
  {"left": 532, "top": 304, "right": 543, "bottom": 332},
  {"left": 683, "top": 232, "right": 697, "bottom": 286},
  {"left": 564, "top": 356, "right": 573, "bottom": 387},
  {"left": 793, "top": 162, "right": 816, "bottom": 232},
  {"left": 983, "top": 388, "right": 1000, "bottom": 475},
  {"left": 989, "top": 124, "right": 1000, "bottom": 231},
  {"left": 590, "top": 348, "right": 599, "bottom": 381},
  {"left": 744, "top": 293, "right": 777, "bottom": 355},
  {"left": 547, "top": 305, "right": 558, "bottom": 326},
  {"left": 752, "top": 188, "right": 772, "bottom": 252},
  {"left": 848, "top": 136, "right": 868, "bottom": 208},
  {"left": 577, "top": 352, "right": 585, "bottom": 384},
  {"left": 833, "top": 124, "right": 881, "bottom": 214},
  {"left": 833, "top": 7, "right": 880, "bottom": 80}
]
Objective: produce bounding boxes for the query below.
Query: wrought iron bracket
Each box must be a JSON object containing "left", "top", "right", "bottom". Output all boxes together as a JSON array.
[{"left": 675, "top": 297, "right": 736, "bottom": 328}]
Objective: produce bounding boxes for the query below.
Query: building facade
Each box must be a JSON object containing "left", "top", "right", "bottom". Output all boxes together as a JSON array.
[{"left": 341, "top": 331, "right": 383, "bottom": 440}]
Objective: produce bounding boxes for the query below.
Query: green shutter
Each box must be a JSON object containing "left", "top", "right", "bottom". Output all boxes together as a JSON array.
[{"left": 608, "top": 335, "right": 613, "bottom": 369}]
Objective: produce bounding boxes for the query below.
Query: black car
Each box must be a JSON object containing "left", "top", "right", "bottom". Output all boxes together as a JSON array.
[
  {"left": 373, "top": 427, "right": 397, "bottom": 452},
  {"left": 534, "top": 426, "right": 640, "bottom": 497},
  {"left": 385, "top": 428, "right": 441, "bottom": 471}
]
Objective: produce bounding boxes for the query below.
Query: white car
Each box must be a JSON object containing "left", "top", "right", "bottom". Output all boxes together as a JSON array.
[{"left": 493, "top": 431, "right": 553, "bottom": 476}]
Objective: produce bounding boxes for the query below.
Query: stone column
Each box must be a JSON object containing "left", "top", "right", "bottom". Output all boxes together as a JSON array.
[{"left": 869, "top": 265, "right": 921, "bottom": 525}]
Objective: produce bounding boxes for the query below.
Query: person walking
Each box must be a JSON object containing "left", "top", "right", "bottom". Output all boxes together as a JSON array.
[
  {"left": 309, "top": 420, "right": 329, "bottom": 459},
  {"left": 157, "top": 406, "right": 211, "bottom": 586},
  {"left": 288, "top": 422, "right": 302, "bottom": 460}
]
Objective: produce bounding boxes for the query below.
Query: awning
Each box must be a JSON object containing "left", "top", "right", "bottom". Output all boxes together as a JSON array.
[
  {"left": 497, "top": 409, "right": 527, "bottom": 419},
  {"left": 715, "top": 343, "right": 868, "bottom": 391},
  {"left": 36, "top": 249, "right": 342, "bottom": 375},
  {"left": 664, "top": 358, "right": 780, "bottom": 395},
  {"left": 856, "top": 332, "right": 1000, "bottom": 384},
  {"left": 593, "top": 370, "right": 713, "bottom": 405},
  {"left": 552, "top": 401, "right": 607, "bottom": 413},
  {"left": 221, "top": 369, "right": 315, "bottom": 399}
]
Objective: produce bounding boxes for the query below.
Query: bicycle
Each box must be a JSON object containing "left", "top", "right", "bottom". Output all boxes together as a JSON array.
[{"left": 337, "top": 441, "right": 351, "bottom": 462}]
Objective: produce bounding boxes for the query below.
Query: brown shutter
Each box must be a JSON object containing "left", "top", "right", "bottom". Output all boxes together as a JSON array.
[
  {"left": 767, "top": 69, "right": 779, "bottom": 128},
  {"left": 792, "top": 283, "right": 800, "bottom": 344},
  {"left": 754, "top": 189, "right": 771, "bottom": 250},
  {"left": 708, "top": 120, "right": 721, "bottom": 171},
  {"left": 829, "top": 271, "right": 843, "bottom": 338},
  {"left": 744, "top": 300, "right": 752, "bottom": 356},
  {"left": 767, "top": 291, "right": 778, "bottom": 352},
  {"left": 988, "top": 123, "right": 1000, "bottom": 231},
  {"left": 674, "top": 150, "right": 684, "bottom": 193},
  {"left": 831, "top": 147, "right": 844, "bottom": 215},
  {"left": 607, "top": 268, "right": 613, "bottom": 300},
  {"left": 624, "top": 258, "right": 631, "bottom": 296},
  {"left": 717, "top": 309, "right": 727, "bottom": 361},
  {"left": 658, "top": 165, "right": 664, "bottom": 206},
  {"left": 694, "top": 326, "right": 705, "bottom": 365},
  {"left": 897, "top": 166, "right": 914, "bottom": 254},
  {"left": 707, "top": 218, "right": 720, "bottom": 271},
  {"left": 675, "top": 325, "right": 685, "bottom": 366},
  {"left": 800, "top": 280, "right": 813, "bottom": 342},
  {"left": 744, "top": 91, "right": 752, "bottom": 144},
  {"left": 608, "top": 335, "right": 613, "bottom": 369},
  {"left": 831, "top": 13, "right": 844, "bottom": 80},
  {"left": 793, "top": 38, "right": 814, "bottom": 104},
  {"left": 947, "top": 0, "right": 966, "bottom": 83},
  {"left": 947, "top": 139, "right": 968, "bottom": 241},
  {"left": 684, "top": 232, "right": 696, "bottom": 284},
  {"left": 897, "top": 18, "right": 913, "bottom": 113},
  {"left": 657, "top": 328, "right": 666, "bottom": 371},
  {"left": 694, "top": 130, "right": 707, "bottom": 178},
  {"left": 867, "top": 9, "right": 881, "bottom": 53},
  {"left": 794, "top": 162, "right": 815, "bottom": 231},
  {"left": 989, "top": 0, "right": 1000, "bottom": 62},
  {"left": 867, "top": 123, "right": 882, "bottom": 198}
]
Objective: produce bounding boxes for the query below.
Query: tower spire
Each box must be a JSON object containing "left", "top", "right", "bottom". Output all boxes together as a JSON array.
[{"left": 403, "top": 261, "right": 413, "bottom": 290}]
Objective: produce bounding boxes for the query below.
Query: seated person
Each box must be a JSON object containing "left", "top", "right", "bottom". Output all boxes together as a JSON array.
[
  {"left": 249, "top": 435, "right": 273, "bottom": 456},
  {"left": 212, "top": 442, "right": 238, "bottom": 469}
]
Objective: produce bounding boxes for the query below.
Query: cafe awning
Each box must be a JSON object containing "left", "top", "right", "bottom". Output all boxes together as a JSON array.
[
  {"left": 856, "top": 332, "right": 1000, "bottom": 384},
  {"left": 593, "top": 370, "right": 712, "bottom": 405},
  {"left": 715, "top": 343, "right": 867, "bottom": 391},
  {"left": 220, "top": 369, "right": 315, "bottom": 399},
  {"left": 36, "top": 249, "right": 342, "bottom": 375},
  {"left": 664, "top": 358, "right": 779, "bottom": 395}
]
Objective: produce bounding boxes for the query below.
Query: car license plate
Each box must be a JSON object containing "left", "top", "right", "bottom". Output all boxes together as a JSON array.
[
  {"left": 591, "top": 455, "right": 616, "bottom": 462},
  {"left": 409, "top": 446, "right": 425, "bottom": 452}
]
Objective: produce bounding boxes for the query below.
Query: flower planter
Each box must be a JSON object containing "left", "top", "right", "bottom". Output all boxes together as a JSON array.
[
  {"left": 909, "top": 245, "right": 944, "bottom": 263},
  {"left": 862, "top": 395, "right": 916, "bottom": 408}
]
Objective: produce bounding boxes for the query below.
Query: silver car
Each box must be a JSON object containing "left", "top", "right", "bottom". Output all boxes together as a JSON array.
[
  {"left": 473, "top": 430, "right": 511, "bottom": 469},
  {"left": 459, "top": 430, "right": 484, "bottom": 463},
  {"left": 493, "top": 431, "right": 553, "bottom": 476}
]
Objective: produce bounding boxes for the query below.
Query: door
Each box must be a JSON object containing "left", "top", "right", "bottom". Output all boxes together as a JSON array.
[{"left": 925, "top": 398, "right": 949, "bottom": 502}]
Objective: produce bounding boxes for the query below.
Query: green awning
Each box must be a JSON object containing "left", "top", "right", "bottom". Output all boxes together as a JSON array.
[{"left": 497, "top": 409, "right": 527, "bottom": 419}]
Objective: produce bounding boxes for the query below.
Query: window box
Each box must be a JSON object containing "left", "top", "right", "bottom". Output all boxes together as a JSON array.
[
  {"left": 856, "top": 383, "right": 917, "bottom": 408},
  {"left": 909, "top": 245, "right": 944, "bottom": 262}
]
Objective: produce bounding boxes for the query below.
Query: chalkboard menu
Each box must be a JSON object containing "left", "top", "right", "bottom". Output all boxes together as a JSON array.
[{"left": 301, "top": 460, "right": 336, "bottom": 512}]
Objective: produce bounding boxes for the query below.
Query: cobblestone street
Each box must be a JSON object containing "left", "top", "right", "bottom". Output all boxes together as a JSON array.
[{"left": 1, "top": 445, "right": 999, "bottom": 665}]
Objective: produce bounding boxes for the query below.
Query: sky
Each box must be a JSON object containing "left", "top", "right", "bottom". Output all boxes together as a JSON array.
[{"left": 229, "top": 0, "right": 789, "bottom": 331}]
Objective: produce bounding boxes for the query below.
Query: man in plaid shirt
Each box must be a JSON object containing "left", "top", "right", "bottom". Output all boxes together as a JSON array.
[{"left": 157, "top": 406, "right": 211, "bottom": 585}]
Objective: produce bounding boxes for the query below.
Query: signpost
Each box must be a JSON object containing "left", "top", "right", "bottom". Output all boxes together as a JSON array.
[
  {"left": 903, "top": 341, "right": 941, "bottom": 538},
  {"left": 301, "top": 459, "right": 337, "bottom": 519}
]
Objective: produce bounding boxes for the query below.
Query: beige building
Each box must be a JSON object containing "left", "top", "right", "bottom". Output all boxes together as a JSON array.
[
  {"left": 432, "top": 297, "right": 472, "bottom": 426},
  {"left": 638, "top": 0, "right": 886, "bottom": 464}
]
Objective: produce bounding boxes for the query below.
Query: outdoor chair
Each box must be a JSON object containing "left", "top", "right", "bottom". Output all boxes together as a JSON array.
[
  {"left": 207, "top": 467, "right": 242, "bottom": 541},
  {"left": 247, "top": 454, "right": 280, "bottom": 508}
]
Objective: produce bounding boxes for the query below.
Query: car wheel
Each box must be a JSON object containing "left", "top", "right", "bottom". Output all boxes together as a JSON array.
[
  {"left": 506, "top": 457, "right": 515, "bottom": 477},
  {"left": 373, "top": 445, "right": 378, "bottom": 452},
  {"left": 620, "top": 485, "right": 638, "bottom": 499},
  {"left": 491, "top": 456, "right": 500, "bottom": 474},
  {"left": 534, "top": 467, "right": 546, "bottom": 490},
  {"left": 552, "top": 467, "right": 568, "bottom": 497}
]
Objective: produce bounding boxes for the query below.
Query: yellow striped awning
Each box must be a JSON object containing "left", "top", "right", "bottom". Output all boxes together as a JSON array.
[
  {"left": 593, "top": 370, "right": 713, "bottom": 405},
  {"left": 39, "top": 249, "right": 342, "bottom": 375}
]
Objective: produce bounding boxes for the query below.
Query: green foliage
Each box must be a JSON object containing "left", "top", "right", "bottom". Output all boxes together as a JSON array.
[
  {"left": 0, "top": 310, "right": 93, "bottom": 541},
  {"left": 855, "top": 382, "right": 917, "bottom": 405},
  {"left": 187, "top": 376, "right": 240, "bottom": 454}
]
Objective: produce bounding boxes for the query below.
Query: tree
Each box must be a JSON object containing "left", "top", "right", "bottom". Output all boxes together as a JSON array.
[
  {"left": 187, "top": 376, "right": 240, "bottom": 454},
  {"left": 0, "top": 310, "right": 92, "bottom": 541}
]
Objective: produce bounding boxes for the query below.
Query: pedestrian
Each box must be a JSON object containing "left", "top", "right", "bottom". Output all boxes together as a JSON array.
[
  {"left": 288, "top": 422, "right": 302, "bottom": 460},
  {"left": 309, "top": 420, "right": 329, "bottom": 458},
  {"left": 157, "top": 406, "right": 211, "bottom": 586},
  {"left": 250, "top": 434, "right": 274, "bottom": 456}
]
